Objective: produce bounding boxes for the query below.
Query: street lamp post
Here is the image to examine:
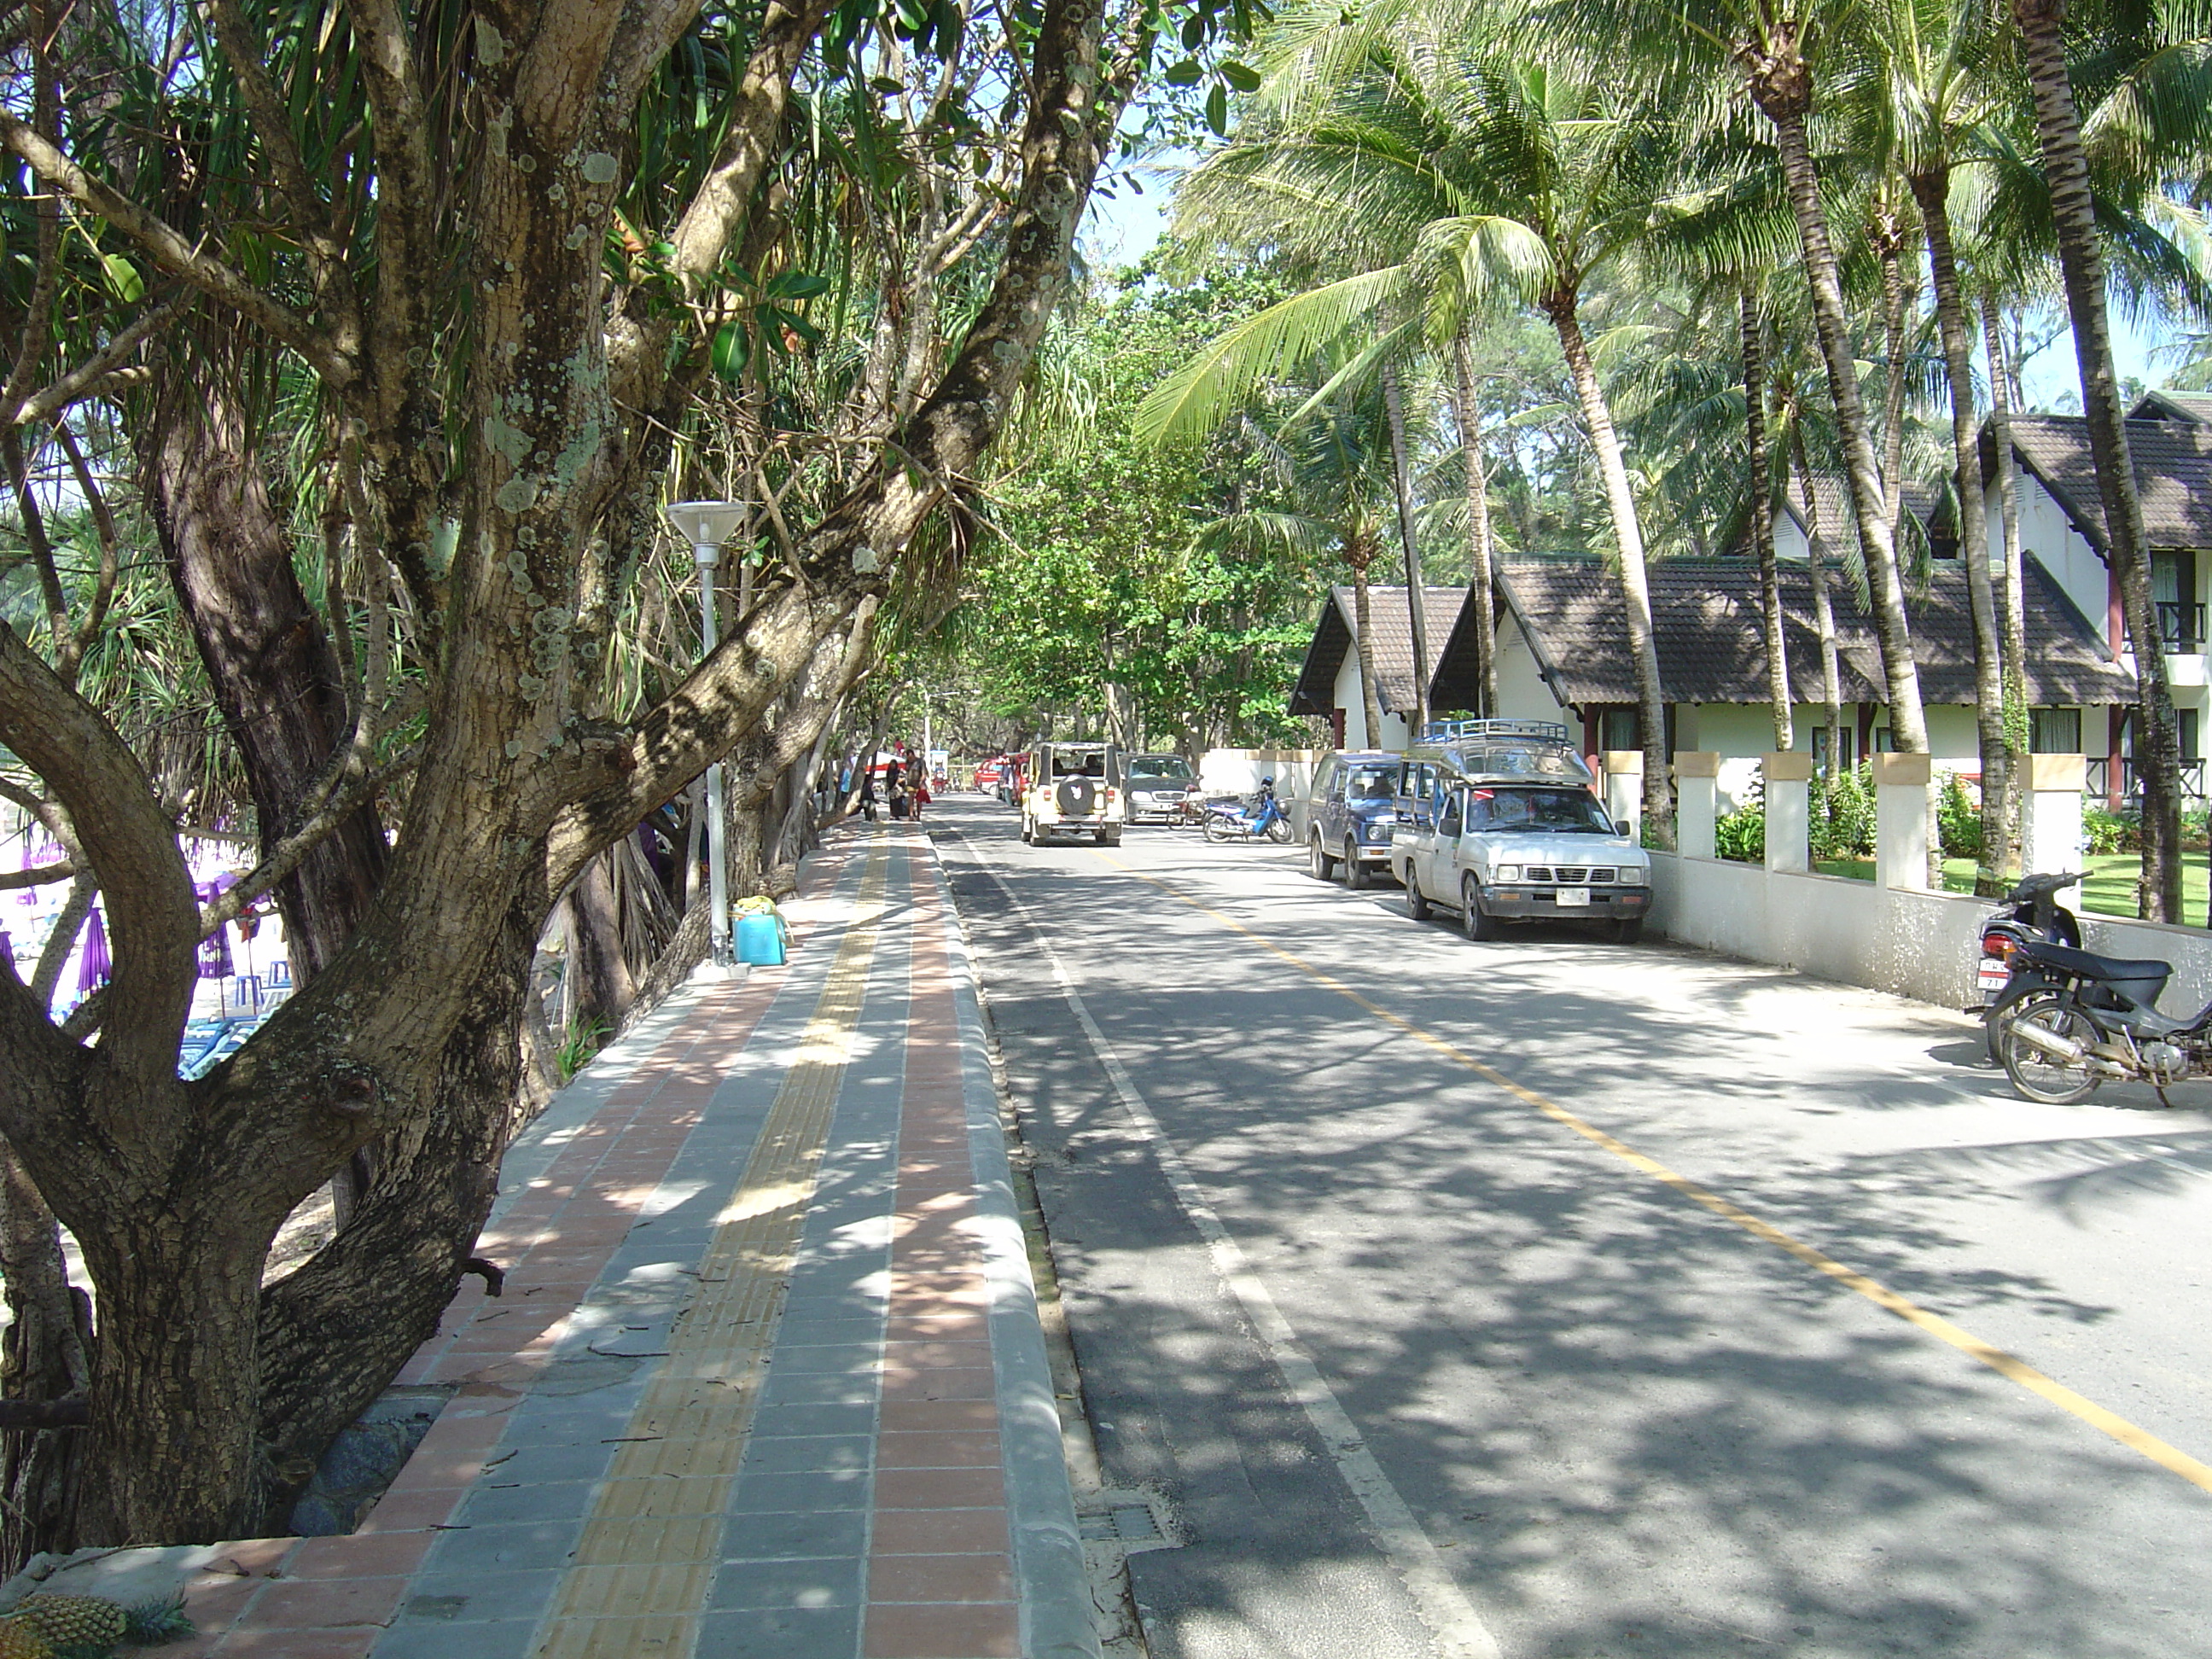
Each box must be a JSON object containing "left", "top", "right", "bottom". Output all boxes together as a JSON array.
[{"left": 665, "top": 499, "right": 748, "bottom": 970}]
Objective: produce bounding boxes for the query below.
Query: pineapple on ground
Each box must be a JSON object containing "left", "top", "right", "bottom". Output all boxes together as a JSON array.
[
  {"left": 0, "top": 1592, "right": 190, "bottom": 1658},
  {"left": 13, "top": 1598, "right": 125, "bottom": 1655}
]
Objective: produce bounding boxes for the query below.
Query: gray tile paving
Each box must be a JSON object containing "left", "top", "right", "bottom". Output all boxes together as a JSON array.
[
  {"left": 426, "top": 1517, "right": 585, "bottom": 1573},
  {"left": 375, "top": 1618, "right": 543, "bottom": 1659},
  {"left": 694, "top": 1604, "right": 863, "bottom": 1659},
  {"left": 707, "top": 1555, "right": 865, "bottom": 1610},
  {"left": 739, "top": 1432, "right": 873, "bottom": 1474},
  {"left": 457, "top": 1479, "right": 595, "bottom": 1524},
  {"left": 719, "top": 1508, "right": 871, "bottom": 1562},
  {"left": 397, "top": 1567, "right": 563, "bottom": 1625}
]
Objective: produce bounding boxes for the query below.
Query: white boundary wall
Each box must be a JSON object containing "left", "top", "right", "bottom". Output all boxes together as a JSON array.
[{"left": 1648, "top": 853, "right": 2212, "bottom": 1016}]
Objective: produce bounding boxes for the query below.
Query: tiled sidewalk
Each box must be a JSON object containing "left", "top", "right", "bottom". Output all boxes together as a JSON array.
[{"left": 140, "top": 826, "right": 1092, "bottom": 1659}]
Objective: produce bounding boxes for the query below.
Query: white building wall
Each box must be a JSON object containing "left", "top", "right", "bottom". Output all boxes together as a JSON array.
[
  {"left": 1984, "top": 474, "right": 2110, "bottom": 645},
  {"left": 1689, "top": 705, "right": 1778, "bottom": 812},
  {"left": 1330, "top": 650, "right": 1415, "bottom": 752},
  {"left": 1494, "top": 618, "right": 1569, "bottom": 723},
  {"left": 1922, "top": 705, "right": 1982, "bottom": 766}
]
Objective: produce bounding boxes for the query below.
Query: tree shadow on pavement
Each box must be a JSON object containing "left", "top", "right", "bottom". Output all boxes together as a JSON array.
[{"left": 941, "top": 817, "right": 2212, "bottom": 1659}]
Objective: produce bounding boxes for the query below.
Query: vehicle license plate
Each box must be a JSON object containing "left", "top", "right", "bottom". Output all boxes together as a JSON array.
[
  {"left": 1977, "top": 958, "right": 2009, "bottom": 991},
  {"left": 1556, "top": 887, "right": 1591, "bottom": 907}
]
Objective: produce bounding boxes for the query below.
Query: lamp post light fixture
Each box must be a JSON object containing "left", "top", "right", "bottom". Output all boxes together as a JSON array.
[{"left": 666, "top": 499, "right": 748, "bottom": 970}]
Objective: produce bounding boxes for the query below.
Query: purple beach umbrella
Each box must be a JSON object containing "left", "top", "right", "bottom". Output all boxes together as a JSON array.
[{"left": 77, "top": 905, "right": 112, "bottom": 994}]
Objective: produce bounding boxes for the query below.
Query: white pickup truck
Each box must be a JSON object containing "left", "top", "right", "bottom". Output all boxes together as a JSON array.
[{"left": 1391, "top": 720, "right": 1651, "bottom": 944}]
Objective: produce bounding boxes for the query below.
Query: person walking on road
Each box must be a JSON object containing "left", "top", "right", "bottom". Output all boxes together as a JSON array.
[{"left": 859, "top": 772, "right": 878, "bottom": 822}]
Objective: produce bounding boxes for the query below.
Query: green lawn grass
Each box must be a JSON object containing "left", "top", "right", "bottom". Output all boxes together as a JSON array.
[
  {"left": 1807, "top": 852, "right": 2212, "bottom": 923},
  {"left": 1811, "top": 857, "right": 1977, "bottom": 894}
]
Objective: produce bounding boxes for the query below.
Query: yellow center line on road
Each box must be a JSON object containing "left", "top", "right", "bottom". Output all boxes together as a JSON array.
[{"left": 1092, "top": 850, "right": 2212, "bottom": 1499}]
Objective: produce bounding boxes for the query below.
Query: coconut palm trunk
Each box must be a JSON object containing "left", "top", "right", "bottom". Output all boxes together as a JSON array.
[
  {"left": 1348, "top": 527, "right": 1386, "bottom": 747},
  {"left": 1982, "top": 296, "right": 2032, "bottom": 872},
  {"left": 1452, "top": 329, "right": 1499, "bottom": 716},
  {"left": 1746, "top": 49, "right": 1932, "bottom": 785},
  {"left": 1741, "top": 288, "right": 1793, "bottom": 750},
  {"left": 1874, "top": 201, "right": 1912, "bottom": 547},
  {"left": 1912, "top": 169, "right": 2012, "bottom": 892},
  {"left": 1546, "top": 288, "right": 1672, "bottom": 842},
  {"left": 1791, "top": 421, "right": 1847, "bottom": 774},
  {"left": 2011, "top": 0, "right": 2183, "bottom": 919},
  {"left": 1382, "top": 359, "right": 1432, "bottom": 733}
]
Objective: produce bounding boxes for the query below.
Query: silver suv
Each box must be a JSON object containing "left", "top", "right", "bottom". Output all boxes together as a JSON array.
[
  {"left": 1393, "top": 720, "right": 1651, "bottom": 943},
  {"left": 1123, "top": 754, "right": 1198, "bottom": 823}
]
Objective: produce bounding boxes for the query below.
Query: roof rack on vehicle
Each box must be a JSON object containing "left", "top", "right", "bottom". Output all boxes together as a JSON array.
[{"left": 1418, "top": 718, "right": 1571, "bottom": 745}]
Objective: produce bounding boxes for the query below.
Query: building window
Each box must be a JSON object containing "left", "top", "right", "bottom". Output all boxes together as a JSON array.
[
  {"left": 2030, "top": 707, "right": 2082, "bottom": 754},
  {"left": 1871, "top": 726, "right": 1896, "bottom": 753},
  {"left": 2183, "top": 709, "right": 2201, "bottom": 763},
  {"left": 1598, "top": 709, "right": 1638, "bottom": 752},
  {"left": 2152, "top": 551, "right": 2200, "bottom": 650},
  {"left": 1811, "top": 726, "right": 1855, "bottom": 771}
]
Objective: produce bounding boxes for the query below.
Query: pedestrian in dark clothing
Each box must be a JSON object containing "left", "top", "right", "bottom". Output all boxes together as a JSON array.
[{"left": 859, "top": 775, "right": 878, "bottom": 822}]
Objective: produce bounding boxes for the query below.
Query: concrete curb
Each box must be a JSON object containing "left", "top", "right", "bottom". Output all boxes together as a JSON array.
[{"left": 926, "top": 838, "right": 1102, "bottom": 1659}]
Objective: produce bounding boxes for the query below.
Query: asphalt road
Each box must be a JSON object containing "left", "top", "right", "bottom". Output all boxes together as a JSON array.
[{"left": 930, "top": 798, "right": 2212, "bottom": 1659}]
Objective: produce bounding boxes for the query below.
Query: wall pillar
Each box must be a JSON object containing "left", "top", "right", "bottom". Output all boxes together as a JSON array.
[
  {"left": 1874, "top": 751, "right": 1934, "bottom": 891},
  {"left": 1602, "top": 750, "right": 1644, "bottom": 842},
  {"left": 1764, "top": 752, "right": 1812, "bottom": 874},
  {"left": 2023, "top": 753, "right": 2087, "bottom": 874},
  {"left": 1674, "top": 751, "right": 1720, "bottom": 859}
]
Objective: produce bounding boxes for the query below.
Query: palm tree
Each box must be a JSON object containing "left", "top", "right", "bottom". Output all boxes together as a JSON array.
[
  {"left": 1143, "top": 34, "right": 1685, "bottom": 838},
  {"left": 1847, "top": 0, "right": 2016, "bottom": 888},
  {"left": 1381, "top": 357, "right": 1435, "bottom": 732},
  {"left": 2009, "top": 0, "right": 2189, "bottom": 917},
  {"left": 1451, "top": 326, "right": 1501, "bottom": 714},
  {"left": 1198, "top": 389, "right": 1408, "bottom": 745}
]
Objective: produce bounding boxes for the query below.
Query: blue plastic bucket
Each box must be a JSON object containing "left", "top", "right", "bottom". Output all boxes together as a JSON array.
[{"left": 736, "top": 911, "right": 786, "bottom": 966}]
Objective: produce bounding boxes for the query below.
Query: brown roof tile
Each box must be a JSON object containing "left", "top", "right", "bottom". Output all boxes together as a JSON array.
[
  {"left": 1289, "top": 585, "right": 1464, "bottom": 717},
  {"left": 2001, "top": 416, "right": 2212, "bottom": 553},
  {"left": 1430, "top": 556, "right": 2133, "bottom": 711}
]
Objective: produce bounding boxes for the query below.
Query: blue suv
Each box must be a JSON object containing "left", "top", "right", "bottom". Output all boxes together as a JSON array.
[{"left": 1306, "top": 751, "right": 1406, "bottom": 889}]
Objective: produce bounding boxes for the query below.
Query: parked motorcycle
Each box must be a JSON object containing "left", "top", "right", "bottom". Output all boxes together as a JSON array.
[
  {"left": 1994, "top": 935, "right": 2210, "bottom": 1106},
  {"left": 1203, "top": 781, "right": 1295, "bottom": 844},
  {"left": 1972, "top": 870, "right": 2085, "bottom": 1060}
]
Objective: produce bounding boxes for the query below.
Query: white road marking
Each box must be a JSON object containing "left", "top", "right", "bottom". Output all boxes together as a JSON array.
[{"left": 959, "top": 841, "right": 1505, "bottom": 1659}]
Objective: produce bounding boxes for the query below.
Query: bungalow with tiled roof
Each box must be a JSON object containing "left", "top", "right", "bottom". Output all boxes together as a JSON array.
[
  {"left": 1417, "top": 556, "right": 2133, "bottom": 807},
  {"left": 1972, "top": 395, "right": 2212, "bottom": 799},
  {"left": 1286, "top": 585, "right": 1464, "bottom": 750}
]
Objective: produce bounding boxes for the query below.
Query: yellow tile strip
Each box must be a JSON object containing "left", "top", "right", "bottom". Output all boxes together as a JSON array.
[{"left": 533, "top": 841, "right": 889, "bottom": 1659}]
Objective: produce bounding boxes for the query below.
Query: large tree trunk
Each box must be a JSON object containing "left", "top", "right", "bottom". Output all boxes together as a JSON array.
[
  {"left": 0, "top": 0, "right": 1126, "bottom": 1551},
  {"left": 139, "top": 342, "right": 395, "bottom": 1228},
  {"left": 1452, "top": 329, "right": 1499, "bottom": 716},
  {"left": 141, "top": 346, "right": 391, "bottom": 981},
  {"left": 1546, "top": 290, "right": 1672, "bottom": 843},
  {"left": 2012, "top": 0, "right": 2182, "bottom": 918},
  {"left": 1381, "top": 358, "right": 1430, "bottom": 734},
  {"left": 1913, "top": 168, "right": 2012, "bottom": 894},
  {"left": 1742, "top": 289, "right": 1792, "bottom": 750},
  {"left": 563, "top": 853, "right": 637, "bottom": 1031},
  {"left": 1748, "top": 50, "right": 1931, "bottom": 783},
  {"left": 1982, "top": 296, "right": 2032, "bottom": 875},
  {"left": 0, "top": 1145, "right": 90, "bottom": 1569}
]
